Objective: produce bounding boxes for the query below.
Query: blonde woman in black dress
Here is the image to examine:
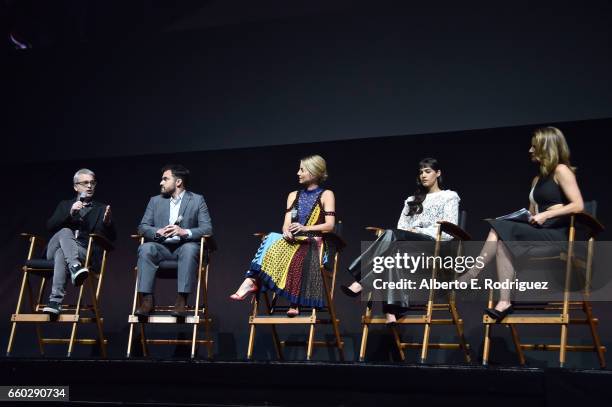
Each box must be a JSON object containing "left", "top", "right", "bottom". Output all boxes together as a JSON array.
[{"left": 460, "top": 127, "right": 584, "bottom": 320}]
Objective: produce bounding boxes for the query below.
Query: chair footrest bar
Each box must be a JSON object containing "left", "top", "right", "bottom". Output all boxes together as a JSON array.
[
  {"left": 249, "top": 316, "right": 339, "bottom": 324},
  {"left": 128, "top": 315, "right": 211, "bottom": 324},
  {"left": 150, "top": 306, "right": 202, "bottom": 312},
  {"left": 281, "top": 340, "right": 345, "bottom": 348},
  {"left": 483, "top": 314, "right": 568, "bottom": 324},
  {"left": 145, "top": 339, "right": 214, "bottom": 345},
  {"left": 11, "top": 314, "right": 94, "bottom": 323},
  {"left": 399, "top": 343, "right": 467, "bottom": 350},
  {"left": 519, "top": 344, "right": 606, "bottom": 352},
  {"left": 41, "top": 339, "right": 108, "bottom": 345},
  {"left": 363, "top": 316, "right": 460, "bottom": 325}
]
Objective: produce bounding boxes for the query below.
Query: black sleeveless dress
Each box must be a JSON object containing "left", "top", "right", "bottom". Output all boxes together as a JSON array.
[{"left": 487, "top": 175, "right": 570, "bottom": 259}]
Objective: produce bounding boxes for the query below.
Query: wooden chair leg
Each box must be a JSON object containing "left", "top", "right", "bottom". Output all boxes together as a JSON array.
[
  {"left": 359, "top": 300, "right": 373, "bottom": 362},
  {"left": 321, "top": 266, "right": 344, "bottom": 361},
  {"left": 584, "top": 302, "right": 606, "bottom": 368},
  {"left": 190, "top": 261, "right": 203, "bottom": 360},
  {"left": 509, "top": 325, "right": 526, "bottom": 366},
  {"left": 87, "top": 277, "right": 107, "bottom": 358},
  {"left": 420, "top": 322, "right": 432, "bottom": 363},
  {"left": 127, "top": 322, "right": 135, "bottom": 358},
  {"left": 482, "top": 324, "right": 492, "bottom": 366},
  {"left": 190, "top": 324, "right": 198, "bottom": 359},
  {"left": 247, "top": 295, "right": 258, "bottom": 360},
  {"left": 26, "top": 274, "right": 45, "bottom": 356},
  {"left": 559, "top": 220, "right": 574, "bottom": 368},
  {"left": 7, "top": 270, "right": 29, "bottom": 356},
  {"left": 204, "top": 315, "right": 213, "bottom": 360},
  {"left": 67, "top": 285, "right": 85, "bottom": 357},
  {"left": 449, "top": 301, "right": 471, "bottom": 363},
  {"left": 306, "top": 308, "right": 316, "bottom": 361},
  {"left": 202, "top": 263, "right": 214, "bottom": 360},
  {"left": 330, "top": 314, "right": 344, "bottom": 361},
  {"left": 359, "top": 323, "right": 369, "bottom": 362},
  {"left": 390, "top": 325, "right": 406, "bottom": 361},
  {"left": 127, "top": 269, "right": 139, "bottom": 357},
  {"left": 559, "top": 324, "right": 568, "bottom": 368},
  {"left": 139, "top": 324, "right": 149, "bottom": 357},
  {"left": 263, "top": 293, "right": 283, "bottom": 360},
  {"left": 202, "top": 294, "right": 213, "bottom": 360},
  {"left": 482, "top": 289, "right": 494, "bottom": 366}
]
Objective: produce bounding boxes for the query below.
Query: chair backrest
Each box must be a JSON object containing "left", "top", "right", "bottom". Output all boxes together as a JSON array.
[
  {"left": 333, "top": 220, "right": 343, "bottom": 237},
  {"left": 458, "top": 210, "right": 467, "bottom": 231},
  {"left": 573, "top": 200, "right": 600, "bottom": 241},
  {"left": 583, "top": 200, "right": 597, "bottom": 218}
]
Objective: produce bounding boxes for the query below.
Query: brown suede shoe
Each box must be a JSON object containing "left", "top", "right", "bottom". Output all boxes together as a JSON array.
[
  {"left": 171, "top": 293, "right": 188, "bottom": 317},
  {"left": 134, "top": 293, "right": 154, "bottom": 319}
]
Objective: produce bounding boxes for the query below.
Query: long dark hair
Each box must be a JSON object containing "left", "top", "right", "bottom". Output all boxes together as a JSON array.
[{"left": 407, "top": 157, "right": 443, "bottom": 216}]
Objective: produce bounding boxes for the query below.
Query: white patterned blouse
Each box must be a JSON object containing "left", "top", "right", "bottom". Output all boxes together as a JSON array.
[{"left": 396, "top": 190, "right": 460, "bottom": 241}]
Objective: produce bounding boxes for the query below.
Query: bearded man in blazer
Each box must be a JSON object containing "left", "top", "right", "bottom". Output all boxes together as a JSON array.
[{"left": 135, "top": 164, "right": 213, "bottom": 317}]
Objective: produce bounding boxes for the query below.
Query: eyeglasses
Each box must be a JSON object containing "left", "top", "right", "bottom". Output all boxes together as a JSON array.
[{"left": 75, "top": 181, "right": 97, "bottom": 187}]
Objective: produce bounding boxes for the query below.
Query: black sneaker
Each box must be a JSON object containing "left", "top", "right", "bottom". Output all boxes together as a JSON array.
[
  {"left": 43, "top": 301, "right": 61, "bottom": 316},
  {"left": 69, "top": 263, "right": 89, "bottom": 286}
]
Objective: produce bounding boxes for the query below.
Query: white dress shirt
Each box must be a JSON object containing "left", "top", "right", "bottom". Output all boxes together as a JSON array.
[{"left": 165, "top": 190, "right": 192, "bottom": 243}]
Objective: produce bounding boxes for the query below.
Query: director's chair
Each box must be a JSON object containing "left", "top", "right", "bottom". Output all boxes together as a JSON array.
[
  {"left": 126, "top": 235, "right": 215, "bottom": 359},
  {"left": 359, "top": 211, "right": 472, "bottom": 363},
  {"left": 482, "top": 202, "right": 606, "bottom": 368},
  {"left": 7, "top": 232, "right": 112, "bottom": 357},
  {"left": 246, "top": 225, "right": 346, "bottom": 361}
]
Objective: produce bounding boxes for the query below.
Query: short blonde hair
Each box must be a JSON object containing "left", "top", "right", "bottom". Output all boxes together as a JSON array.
[
  {"left": 300, "top": 155, "right": 328, "bottom": 183},
  {"left": 531, "top": 126, "right": 576, "bottom": 177}
]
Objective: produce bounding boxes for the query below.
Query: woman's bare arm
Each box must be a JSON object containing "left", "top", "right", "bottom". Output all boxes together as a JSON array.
[
  {"left": 531, "top": 165, "right": 584, "bottom": 224},
  {"left": 282, "top": 191, "right": 298, "bottom": 238},
  {"left": 528, "top": 176, "right": 538, "bottom": 215}
]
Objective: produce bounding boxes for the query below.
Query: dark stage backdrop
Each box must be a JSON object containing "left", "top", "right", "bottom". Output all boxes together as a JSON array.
[
  {"left": 1, "top": 118, "right": 610, "bottom": 366},
  {"left": 4, "top": 0, "right": 612, "bottom": 163}
]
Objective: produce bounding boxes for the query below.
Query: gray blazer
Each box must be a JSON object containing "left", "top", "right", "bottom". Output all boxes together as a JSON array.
[{"left": 138, "top": 191, "right": 213, "bottom": 243}]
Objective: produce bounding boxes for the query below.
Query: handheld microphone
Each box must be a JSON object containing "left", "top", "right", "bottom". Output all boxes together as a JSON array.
[
  {"left": 79, "top": 192, "right": 87, "bottom": 203},
  {"left": 290, "top": 208, "right": 298, "bottom": 223}
]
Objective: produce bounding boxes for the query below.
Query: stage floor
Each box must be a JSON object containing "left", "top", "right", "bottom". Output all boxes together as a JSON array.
[{"left": 1, "top": 358, "right": 611, "bottom": 406}]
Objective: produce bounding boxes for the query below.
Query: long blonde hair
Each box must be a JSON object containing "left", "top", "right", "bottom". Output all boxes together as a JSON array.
[
  {"left": 300, "top": 155, "right": 328, "bottom": 183},
  {"left": 531, "top": 126, "right": 576, "bottom": 177}
]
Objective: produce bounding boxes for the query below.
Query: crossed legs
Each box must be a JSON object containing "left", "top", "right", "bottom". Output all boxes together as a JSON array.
[{"left": 458, "top": 228, "right": 515, "bottom": 312}]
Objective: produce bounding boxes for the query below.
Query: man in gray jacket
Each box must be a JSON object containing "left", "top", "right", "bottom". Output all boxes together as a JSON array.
[{"left": 135, "top": 164, "right": 213, "bottom": 317}]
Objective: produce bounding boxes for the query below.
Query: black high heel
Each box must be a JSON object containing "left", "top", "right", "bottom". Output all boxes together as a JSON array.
[
  {"left": 340, "top": 284, "right": 361, "bottom": 298},
  {"left": 484, "top": 305, "right": 514, "bottom": 322}
]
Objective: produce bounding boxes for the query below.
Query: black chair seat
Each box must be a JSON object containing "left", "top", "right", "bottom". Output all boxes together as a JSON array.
[
  {"left": 25, "top": 259, "right": 54, "bottom": 270},
  {"left": 157, "top": 260, "right": 179, "bottom": 278}
]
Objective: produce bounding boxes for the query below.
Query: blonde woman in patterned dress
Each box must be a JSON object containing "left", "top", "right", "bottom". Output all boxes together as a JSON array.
[
  {"left": 341, "top": 157, "right": 460, "bottom": 324},
  {"left": 230, "top": 155, "right": 336, "bottom": 317}
]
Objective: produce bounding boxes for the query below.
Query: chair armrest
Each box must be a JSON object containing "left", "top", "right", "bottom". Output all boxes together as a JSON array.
[
  {"left": 365, "top": 226, "right": 385, "bottom": 236},
  {"left": 89, "top": 233, "right": 114, "bottom": 252},
  {"left": 437, "top": 221, "right": 471, "bottom": 241},
  {"left": 538, "top": 212, "right": 604, "bottom": 236},
  {"left": 201, "top": 235, "right": 218, "bottom": 252},
  {"left": 20, "top": 233, "right": 46, "bottom": 246},
  {"left": 253, "top": 232, "right": 268, "bottom": 239},
  {"left": 130, "top": 234, "right": 145, "bottom": 246},
  {"left": 322, "top": 230, "right": 347, "bottom": 250}
]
